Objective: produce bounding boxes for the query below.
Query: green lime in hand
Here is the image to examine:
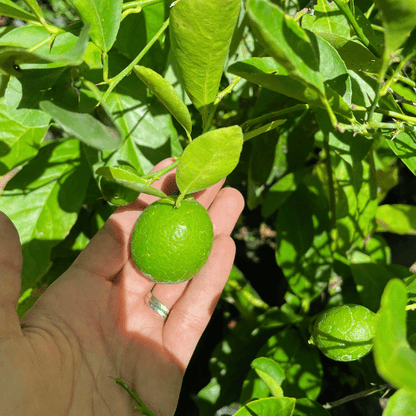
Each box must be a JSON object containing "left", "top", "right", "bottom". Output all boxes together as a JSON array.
[
  {"left": 100, "top": 165, "right": 140, "bottom": 206},
  {"left": 130, "top": 197, "right": 214, "bottom": 284},
  {"left": 309, "top": 304, "right": 376, "bottom": 362}
]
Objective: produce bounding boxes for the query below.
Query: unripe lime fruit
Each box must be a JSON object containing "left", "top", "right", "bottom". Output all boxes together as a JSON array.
[
  {"left": 130, "top": 197, "right": 214, "bottom": 284},
  {"left": 309, "top": 304, "right": 376, "bottom": 362},
  {"left": 99, "top": 165, "right": 140, "bottom": 206}
]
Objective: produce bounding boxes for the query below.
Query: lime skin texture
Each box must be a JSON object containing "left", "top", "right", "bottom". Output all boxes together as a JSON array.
[
  {"left": 309, "top": 304, "right": 376, "bottom": 362},
  {"left": 130, "top": 198, "right": 214, "bottom": 284}
]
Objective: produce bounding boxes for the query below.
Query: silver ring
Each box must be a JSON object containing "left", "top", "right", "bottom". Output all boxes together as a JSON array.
[{"left": 149, "top": 294, "right": 171, "bottom": 319}]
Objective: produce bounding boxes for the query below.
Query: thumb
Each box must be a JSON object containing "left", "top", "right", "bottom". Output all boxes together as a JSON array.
[{"left": 0, "top": 211, "right": 23, "bottom": 340}]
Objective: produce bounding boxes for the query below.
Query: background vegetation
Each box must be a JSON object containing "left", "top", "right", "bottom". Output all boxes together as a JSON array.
[{"left": 1, "top": 0, "right": 416, "bottom": 414}]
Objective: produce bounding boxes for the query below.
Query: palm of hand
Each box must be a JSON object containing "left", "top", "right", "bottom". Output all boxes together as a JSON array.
[{"left": 0, "top": 159, "right": 244, "bottom": 416}]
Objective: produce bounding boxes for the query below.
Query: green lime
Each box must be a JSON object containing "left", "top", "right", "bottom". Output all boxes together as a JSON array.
[
  {"left": 99, "top": 165, "right": 140, "bottom": 206},
  {"left": 130, "top": 197, "right": 214, "bottom": 284},
  {"left": 309, "top": 304, "right": 376, "bottom": 362}
]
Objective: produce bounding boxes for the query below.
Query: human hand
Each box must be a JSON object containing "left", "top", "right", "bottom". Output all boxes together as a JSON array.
[{"left": 0, "top": 158, "right": 244, "bottom": 416}]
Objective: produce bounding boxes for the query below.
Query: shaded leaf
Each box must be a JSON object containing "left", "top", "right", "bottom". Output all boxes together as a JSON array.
[
  {"left": 374, "top": 0, "right": 416, "bottom": 59},
  {"left": 0, "top": 140, "right": 90, "bottom": 292},
  {"left": 39, "top": 100, "right": 122, "bottom": 151},
  {"left": 275, "top": 180, "right": 332, "bottom": 300},
  {"left": 255, "top": 329, "right": 323, "bottom": 400},
  {"left": 293, "top": 398, "right": 331, "bottom": 416}
]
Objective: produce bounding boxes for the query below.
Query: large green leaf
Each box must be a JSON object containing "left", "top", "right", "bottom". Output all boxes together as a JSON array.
[
  {"left": 176, "top": 126, "right": 243, "bottom": 197},
  {"left": 0, "top": 139, "right": 90, "bottom": 292},
  {"left": 0, "top": 98, "right": 48, "bottom": 175},
  {"left": 169, "top": 0, "right": 241, "bottom": 121},
  {"left": 275, "top": 179, "right": 332, "bottom": 300},
  {"left": 70, "top": 0, "right": 122, "bottom": 52},
  {"left": 383, "top": 388, "right": 416, "bottom": 416},
  {"left": 247, "top": 0, "right": 325, "bottom": 96},
  {"left": 374, "top": 279, "right": 416, "bottom": 394},
  {"left": 234, "top": 397, "right": 296, "bottom": 416}
]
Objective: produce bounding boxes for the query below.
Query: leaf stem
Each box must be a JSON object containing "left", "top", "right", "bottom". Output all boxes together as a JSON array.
[
  {"left": 23, "top": 0, "right": 61, "bottom": 34},
  {"left": 226, "top": 279, "right": 269, "bottom": 310},
  {"left": 141, "top": 159, "right": 180, "bottom": 181},
  {"left": 122, "top": 0, "right": 163, "bottom": 11},
  {"left": 332, "top": 0, "right": 380, "bottom": 59},
  {"left": 102, "top": 18, "right": 170, "bottom": 100},
  {"left": 323, "top": 384, "right": 390, "bottom": 410},
  {"left": 241, "top": 104, "right": 309, "bottom": 132},
  {"left": 203, "top": 76, "right": 243, "bottom": 133},
  {"left": 351, "top": 104, "right": 416, "bottom": 125},
  {"left": 323, "top": 131, "right": 337, "bottom": 252},
  {"left": 406, "top": 303, "right": 416, "bottom": 311}
]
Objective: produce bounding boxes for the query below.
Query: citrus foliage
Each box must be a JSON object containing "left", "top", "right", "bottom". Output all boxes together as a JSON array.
[{"left": 1, "top": 0, "right": 416, "bottom": 414}]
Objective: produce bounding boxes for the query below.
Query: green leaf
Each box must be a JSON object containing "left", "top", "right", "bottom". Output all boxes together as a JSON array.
[
  {"left": 350, "top": 261, "right": 396, "bottom": 312},
  {"left": 255, "top": 329, "right": 323, "bottom": 400},
  {"left": 0, "top": 24, "right": 90, "bottom": 75},
  {"left": 387, "top": 132, "right": 416, "bottom": 176},
  {"left": 383, "top": 389, "right": 416, "bottom": 416},
  {"left": 169, "top": 0, "right": 241, "bottom": 121},
  {"left": 95, "top": 166, "right": 168, "bottom": 199},
  {"left": 275, "top": 180, "right": 332, "bottom": 300},
  {"left": 176, "top": 125, "right": 243, "bottom": 196},
  {"left": 247, "top": 0, "right": 325, "bottom": 96},
  {"left": 196, "top": 308, "right": 297, "bottom": 415},
  {"left": 374, "top": 0, "right": 416, "bottom": 60},
  {"left": 234, "top": 397, "right": 296, "bottom": 416},
  {"left": 133, "top": 65, "right": 192, "bottom": 138},
  {"left": 373, "top": 279, "right": 416, "bottom": 394},
  {"left": 70, "top": 0, "right": 122, "bottom": 52},
  {"left": 0, "top": 0, "right": 38, "bottom": 23},
  {"left": 0, "top": 139, "right": 91, "bottom": 292},
  {"left": 0, "top": 99, "right": 48, "bottom": 175},
  {"left": 39, "top": 100, "right": 122, "bottom": 151},
  {"left": 301, "top": 0, "right": 350, "bottom": 38},
  {"left": 251, "top": 357, "right": 285, "bottom": 398},
  {"left": 293, "top": 398, "right": 331, "bottom": 416},
  {"left": 376, "top": 205, "right": 416, "bottom": 235},
  {"left": 261, "top": 168, "right": 310, "bottom": 217},
  {"left": 84, "top": 53, "right": 182, "bottom": 175}
]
